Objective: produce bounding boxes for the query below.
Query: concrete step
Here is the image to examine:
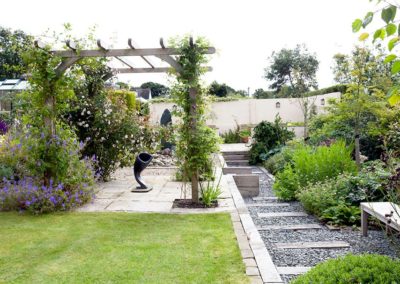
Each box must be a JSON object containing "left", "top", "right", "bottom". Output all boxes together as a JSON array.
[
  {"left": 224, "top": 154, "right": 250, "bottom": 161},
  {"left": 257, "top": 224, "right": 323, "bottom": 231},
  {"left": 222, "top": 167, "right": 253, "bottom": 175},
  {"left": 222, "top": 150, "right": 249, "bottom": 156},
  {"left": 274, "top": 241, "right": 350, "bottom": 249},
  {"left": 226, "top": 160, "right": 249, "bottom": 166},
  {"left": 258, "top": 212, "right": 308, "bottom": 218},
  {"left": 233, "top": 175, "right": 259, "bottom": 198},
  {"left": 276, "top": 266, "right": 312, "bottom": 275}
]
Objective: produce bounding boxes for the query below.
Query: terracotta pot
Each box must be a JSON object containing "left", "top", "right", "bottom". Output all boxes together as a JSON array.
[{"left": 241, "top": 136, "right": 249, "bottom": 143}]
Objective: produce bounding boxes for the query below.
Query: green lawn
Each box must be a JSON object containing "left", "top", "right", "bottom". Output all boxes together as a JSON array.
[{"left": 0, "top": 212, "right": 248, "bottom": 284}]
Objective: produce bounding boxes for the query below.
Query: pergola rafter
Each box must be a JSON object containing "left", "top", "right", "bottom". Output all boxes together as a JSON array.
[{"left": 36, "top": 37, "right": 215, "bottom": 76}]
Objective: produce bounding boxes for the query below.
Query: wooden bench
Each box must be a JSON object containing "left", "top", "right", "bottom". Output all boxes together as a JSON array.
[{"left": 361, "top": 202, "right": 400, "bottom": 237}]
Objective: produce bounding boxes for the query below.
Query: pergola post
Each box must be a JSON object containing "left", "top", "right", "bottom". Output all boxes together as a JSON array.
[{"left": 189, "top": 86, "right": 199, "bottom": 203}]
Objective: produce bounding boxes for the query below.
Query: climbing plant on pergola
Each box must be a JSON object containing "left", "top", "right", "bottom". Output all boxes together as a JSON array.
[{"left": 36, "top": 36, "right": 215, "bottom": 203}]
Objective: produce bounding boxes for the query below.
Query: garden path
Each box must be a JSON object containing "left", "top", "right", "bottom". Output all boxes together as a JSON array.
[{"left": 76, "top": 167, "right": 235, "bottom": 214}]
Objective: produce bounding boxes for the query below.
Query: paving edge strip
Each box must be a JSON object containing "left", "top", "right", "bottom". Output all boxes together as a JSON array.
[{"left": 225, "top": 172, "right": 284, "bottom": 284}]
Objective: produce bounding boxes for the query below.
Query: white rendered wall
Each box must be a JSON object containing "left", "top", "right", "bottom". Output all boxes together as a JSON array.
[{"left": 149, "top": 92, "right": 340, "bottom": 136}]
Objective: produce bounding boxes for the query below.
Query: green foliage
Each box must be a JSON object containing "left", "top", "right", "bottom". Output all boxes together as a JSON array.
[
  {"left": 249, "top": 115, "right": 294, "bottom": 164},
  {"left": 200, "top": 172, "right": 222, "bottom": 207},
  {"left": 354, "top": 2, "right": 400, "bottom": 105},
  {"left": 264, "top": 44, "right": 319, "bottom": 97},
  {"left": 293, "top": 254, "right": 400, "bottom": 284},
  {"left": 0, "top": 26, "right": 33, "bottom": 80},
  {"left": 140, "top": 81, "right": 169, "bottom": 97},
  {"left": 263, "top": 141, "right": 302, "bottom": 175},
  {"left": 304, "top": 84, "right": 347, "bottom": 97},
  {"left": 253, "top": 88, "right": 274, "bottom": 99},
  {"left": 220, "top": 124, "right": 241, "bottom": 144},
  {"left": 169, "top": 36, "right": 220, "bottom": 187},
  {"left": 273, "top": 141, "right": 357, "bottom": 200}
]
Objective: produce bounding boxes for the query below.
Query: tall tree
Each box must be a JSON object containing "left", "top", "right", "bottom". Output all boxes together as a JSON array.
[
  {"left": 208, "top": 81, "right": 235, "bottom": 97},
  {"left": 264, "top": 44, "right": 319, "bottom": 97},
  {"left": 0, "top": 26, "right": 33, "bottom": 80},
  {"left": 265, "top": 44, "right": 319, "bottom": 137}
]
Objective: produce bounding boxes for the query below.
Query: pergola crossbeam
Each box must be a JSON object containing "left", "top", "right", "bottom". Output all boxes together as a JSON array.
[{"left": 128, "top": 39, "right": 155, "bottom": 69}]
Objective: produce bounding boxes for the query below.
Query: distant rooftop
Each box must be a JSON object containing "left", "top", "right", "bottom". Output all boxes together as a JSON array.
[{"left": 0, "top": 79, "right": 29, "bottom": 91}]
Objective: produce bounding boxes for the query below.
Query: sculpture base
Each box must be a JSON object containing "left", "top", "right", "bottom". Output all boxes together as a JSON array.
[{"left": 130, "top": 186, "right": 153, "bottom": 193}]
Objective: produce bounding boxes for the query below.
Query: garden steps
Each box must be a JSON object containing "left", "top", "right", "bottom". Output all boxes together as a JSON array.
[
  {"left": 222, "top": 167, "right": 253, "bottom": 175},
  {"left": 233, "top": 175, "right": 259, "bottom": 198},
  {"left": 252, "top": 196, "right": 279, "bottom": 201}
]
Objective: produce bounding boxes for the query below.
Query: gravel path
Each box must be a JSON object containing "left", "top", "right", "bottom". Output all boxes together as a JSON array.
[{"left": 247, "top": 167, "right": 400, "bottom": 283}]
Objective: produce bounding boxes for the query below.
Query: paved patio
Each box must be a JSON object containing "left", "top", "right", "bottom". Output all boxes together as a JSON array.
[{"left": 77, "top": 167, "right": 235, "bottom": 213}]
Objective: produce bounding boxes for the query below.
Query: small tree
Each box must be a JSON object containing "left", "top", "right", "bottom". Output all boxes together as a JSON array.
[{"left": 140, "top": 81, "right": 169, "bottom": 97}]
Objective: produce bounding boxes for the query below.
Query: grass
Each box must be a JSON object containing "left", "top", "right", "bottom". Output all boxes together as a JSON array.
[{"left": 0, "top": 212, "right": 248, "bottom": 284}]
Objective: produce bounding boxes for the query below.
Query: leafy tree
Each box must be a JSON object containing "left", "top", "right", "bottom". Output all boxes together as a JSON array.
[
  {"left": 0, "top": 26, "right": 33, "bottom": 80},
  {"left": 208, "top": 81, "right": 236, "bottom": 97},
  {"left": 116, "top": 81, "right": 130, "bottom": 90},
  {"left": 140, "top": 81, "right": 169, "bottom": 97},
  {"left": 311, "top": 47, "right": 397, "bottom": 166},
  {"left": 353, "top": 1, "right": 400, "bottom": 105},
  {"left": 253, "top": 88, "right": 274, "bottom": 99},
  {"left": 264, "top": 44, "right": 319, "bottom": 137},
  {"left": 264, "top": 44, "right": 319, "bottom": 97}
]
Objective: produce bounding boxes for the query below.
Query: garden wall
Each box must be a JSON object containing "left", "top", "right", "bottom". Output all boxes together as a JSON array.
[{"left": 149, "top": 92, "right": 340, "bottom": 137}]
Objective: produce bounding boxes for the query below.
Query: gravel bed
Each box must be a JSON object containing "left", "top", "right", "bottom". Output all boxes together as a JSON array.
[
  {"left": 243, "top": 167, "right": 400, "bottom": 283},
  {"left": 271, "top": 247, "right": 351, "bottom": 267}
]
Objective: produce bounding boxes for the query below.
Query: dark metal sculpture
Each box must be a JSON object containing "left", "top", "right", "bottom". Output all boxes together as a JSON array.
[{"left": 132, "top": 152, "right": 153, "bottom": 192}]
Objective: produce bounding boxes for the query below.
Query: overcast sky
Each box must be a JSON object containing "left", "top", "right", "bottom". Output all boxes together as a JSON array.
[{"left": 1, "top": 0, "right": 374, "bottom": 92}]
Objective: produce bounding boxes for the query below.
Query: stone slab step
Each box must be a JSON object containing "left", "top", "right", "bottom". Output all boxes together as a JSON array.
[
  {"left": 247, "top": 203, "right": 290, "bottom": 207},
  {"left": 222, "top": 150, "right": 249, "bottom": 156},
  {"left": 224, "top": 154, "right": 250, "bottom": 161},
  {"left": 274, "top": 241, "right": 350, "bottom": 249},
  {"left": 222, "top": 167, "right": 253, "bottom": 175},
  {"left": 233, "top": 175, "right": 259, "bottom": 187},
  {"left": 258, "top": 212, "right": 308, "bottom": 218},
  {"left": 253, "top": 197, "right": 279, "bottom": 201},
  {"left": 257, "top": 224, "right": 323, "bottom": 231},
  {"left": 227, "top": 160, "right": 250, "bottom": 166},
  {"left": 276, "top": 266, "right": 312, "bottom": 275}
]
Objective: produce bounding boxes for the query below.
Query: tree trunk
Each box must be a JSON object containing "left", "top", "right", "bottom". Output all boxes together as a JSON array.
[
  {"left": 189, "top": 87, "right": 199, "bottom": 203},
  {"left": 354, "top": 132, "right": 361, "bottom": 169}
]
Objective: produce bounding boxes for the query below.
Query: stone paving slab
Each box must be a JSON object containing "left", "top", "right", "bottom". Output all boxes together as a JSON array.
[
  {"left": 276, "top": 266, "right": 311, "bottom": 275},
  {"left": 253, "top": 196, "right": 278, "bottom": 201},
  {"left": 274, "top": 241, "right": 350, "bottom": 249},
  {"left": 257, "top": 224, "right": 323, "bottom": 231},
  {"left": 258, "top": 212, "right": 308, "bottom": 218},
  {"left": 247, "top": 203, "right": 290, "bottom": 207}
]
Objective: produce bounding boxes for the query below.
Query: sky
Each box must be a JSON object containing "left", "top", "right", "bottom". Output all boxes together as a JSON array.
[{"left": 1, "top": 0, "right": 375, "bottom": 93}]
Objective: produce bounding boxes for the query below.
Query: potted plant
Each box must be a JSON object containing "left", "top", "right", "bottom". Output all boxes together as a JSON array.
[{"left": 239, "top": 129, "right": 251, "bottom": 143}]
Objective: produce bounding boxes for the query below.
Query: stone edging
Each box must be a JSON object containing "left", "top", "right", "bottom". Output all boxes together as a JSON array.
[{"left": 220, "top": 155, "right": 283, "bottom": 284}]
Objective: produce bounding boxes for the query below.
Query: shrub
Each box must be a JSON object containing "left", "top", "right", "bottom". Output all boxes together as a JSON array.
[
  {"left": 273, "top": 141, "right": 357, "bottom": 200},
  {"left": 249, "top": 115, "right": 294, "bottom": 164},
  {"left": 297, "top": 162, "right": 391, "bottom": 225},
  {"left": 0, "top": 119, "right": 8, "bottom": 134},
  {"left": 0, "top": 126, "right": 95, "bottom": 213},
  {"left": 292, "top": 254, "right": 400, "bottom": 284},
  {"left": 263, "top": 140, "right": 303, "bottom": 174},
  {"left": 220, "top": 124, "right": 241, "bottom": 144}
]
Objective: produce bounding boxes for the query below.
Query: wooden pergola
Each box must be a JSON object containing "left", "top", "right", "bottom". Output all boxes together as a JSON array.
[
  {"left": 35, "top": 37, "right": 215, "bottom": 77},
  {"left": 35, "top": 37, "right": 215, "bottom": 203}
]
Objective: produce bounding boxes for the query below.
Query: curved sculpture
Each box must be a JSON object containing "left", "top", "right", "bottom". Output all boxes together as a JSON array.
[{"left": 132, "top": 152, "right": 153, "bottom": 192}]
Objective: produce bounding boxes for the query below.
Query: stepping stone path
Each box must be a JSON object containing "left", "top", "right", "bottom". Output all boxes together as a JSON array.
[{"left": 245, "top": 167, "right": 398, "bottom": 284}]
